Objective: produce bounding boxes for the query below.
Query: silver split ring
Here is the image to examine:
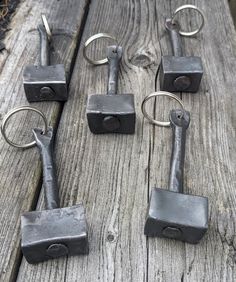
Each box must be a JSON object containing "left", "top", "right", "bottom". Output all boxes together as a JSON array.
[
  {"left": 83, "top": 33, "right": 118, "bottom": 65},
  {"left": 1, "top": 106, "right": 48, "bottom": 149},
  {"left": 41, "top": 14, "right": 52, "bottom": 41},
  {"left": 141, "top": 91, "right": 184, "bottom": 127},
  {"left": 172, "top": 4, "right": 205, "bottom": 37}
]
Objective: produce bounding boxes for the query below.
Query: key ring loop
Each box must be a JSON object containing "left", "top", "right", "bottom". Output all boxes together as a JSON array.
[
  {"left": 41, "top": 14, "right": 52, "bottom": 41},
  {"left": 1, "top": 106, "right": 48, "bottom": 149},
  {"left": 83, "top": 33, "right": 118, "bottom": 65},
  {"left": 141, "top": 91, "right": 184, "bottom": 127},
  {"left": 172, "top": 4, "right": 205, "bottom": 37}
]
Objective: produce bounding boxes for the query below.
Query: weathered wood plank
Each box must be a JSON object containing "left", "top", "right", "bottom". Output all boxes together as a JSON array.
[
  {"left": 0, "top": 0, "right": 90, "bottom": 281},
  {"left": 17, "top": 0, "right": 162, "bottom": 281},
  {"left": 148, "top": 0, "right": 236, "bottom": 281}
]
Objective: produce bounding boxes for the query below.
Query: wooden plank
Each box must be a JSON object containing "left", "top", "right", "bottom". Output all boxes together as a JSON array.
[
  {"left": 17, "top": 0, "right": 162, "bottom": 281},
  {"left": 0, "top": 0, "right": 90, "bottom": 281},
  {"left": 148, "top": 0, "right": 236, "bottom": 281}
]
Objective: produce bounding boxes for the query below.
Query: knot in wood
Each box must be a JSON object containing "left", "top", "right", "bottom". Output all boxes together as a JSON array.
[
  {"left": 130, "top": 51, "right": 153, "bottom": 67},
  {"left": 107, "top": 231, "right": 116, "bottom": 242}
]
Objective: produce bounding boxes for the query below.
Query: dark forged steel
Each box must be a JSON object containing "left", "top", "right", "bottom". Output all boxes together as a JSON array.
[
  {"left": 23, "top": 24, "right": 68, "bottom": 102},
  {"left": 144, "top": 109, "right": 208, "bottom": 244},
  {"left": 86, "top": 45, "right": 136, "bottom": 134},
  {"left": 159, "top": 19, "right": 203, "bottom": 93},
  {"left": 21, "top": 127, "right": 88, "bottom": 264}
]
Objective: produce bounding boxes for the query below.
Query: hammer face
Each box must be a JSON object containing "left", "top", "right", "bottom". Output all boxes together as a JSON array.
[
  {"left": 23, "top": 64, "right": 68, "bottom": 102},
  {"left": 21, "top": 204, "right": 88, "bottom": 264},
  {"left": 160, "top": 56, "right": 203, "bottom": 92},
  {"left": 86, "top": 94, "right": 136, "bottom": 134},
  {"left": 144, "top": 188, "right": 208, "bottom": 244}
]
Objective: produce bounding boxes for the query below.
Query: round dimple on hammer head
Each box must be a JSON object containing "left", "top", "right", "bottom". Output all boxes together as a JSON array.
[
  {"left": 162, "top": 226, "right": 182, "bottom": 239},
  {"left": 40, "top": 86, "right": 55, "bottom": 100},
  {"left": 46, "top": 243, "right": 69, "bottom": 258},
  {"left": 173, "top": 76, "right": 191, "bottom": 91},
  {"left": 103, "top": 116, "right": 120, "bottom": 131}
]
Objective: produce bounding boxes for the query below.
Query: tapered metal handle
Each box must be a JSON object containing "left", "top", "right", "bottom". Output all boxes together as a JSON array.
[
  {"left": 33, "top": 127, "right": 59, "bottom": 210},
  {"left": 165, "top": 19, "right": 183, "bottom": 57},
  {"left": 168, "top": 109, "right": 190, "bottom": 193},
  {"left": 107, "top": 45, "right": 122, "bottom": 95},
  {"left": 38, "top": 24, "right": 50, "bottom": 66}
]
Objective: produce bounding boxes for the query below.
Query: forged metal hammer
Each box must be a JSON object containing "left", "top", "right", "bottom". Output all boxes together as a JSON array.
[
  {"left": 144, "top": 109, "right": 208, "bottom": 244},
  {"left": 21, "top": 127, "right": 88, "bottom": 264},
  {"left": 160, "top": 19, "right": 203, "bottom": 93},
  {"left": 23, "top": 24, "right": 68, "bottom": 102},
  {"left": 86, "top": 45, "right": 136, "bottom": 134}
]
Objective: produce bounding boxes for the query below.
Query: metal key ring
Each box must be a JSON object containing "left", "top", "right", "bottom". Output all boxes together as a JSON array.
[
  {"left": 83, "top": 33, "right": 118, "bottom": 65},
  {"left": 141, "top": 91, "right": 184, "bottom": 127},
  {"left": 41, "top": 14, "right": 52, "bottom": 41},
  {"left": 1, "top": 106, "right": 48, "bottom": 149},
  {"left": 172, "top": 4, "right": 205, "bottom": 37}
]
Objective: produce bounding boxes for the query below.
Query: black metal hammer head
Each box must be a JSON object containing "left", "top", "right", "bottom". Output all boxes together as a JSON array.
[
  {"left": 160, "top": 18, "right": 203, "bottom": 93},
  {"left": 86, "top": 94, "right": 136, "bottom": 134},
  {"left": 21, "top": 204, "right": 88, "bottom": 264},
  {"left": 144, "top": 188, "right": 208, "bottom": 244},
  {"left": 160, "top": 56, "right": 203, "bottom": 93},
  {"left": 23, "top": 64, "right": 68, "bottom": 102},
  {"left": 86, "top": 45, "right": 135, "bottom": 134},
  {"left": 144, "top": 109, "right": 208, "bottom": 244}
]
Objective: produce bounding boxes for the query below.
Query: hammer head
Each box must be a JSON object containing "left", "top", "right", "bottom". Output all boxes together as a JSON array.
[
  {"left": 21, "top": 204, "right": 88, "bottom": 264},
  {"left": 144, "top": 188, "right": 208, "bottom": 244},
  {"left": 160, "top": 56, "right": 203, "bottom": 92},
  {"left": 86, "top": 94, "right": 135, "bottom": 134},
  {"left": 23, "top": 64, "right": 68, "bottom": 102}
]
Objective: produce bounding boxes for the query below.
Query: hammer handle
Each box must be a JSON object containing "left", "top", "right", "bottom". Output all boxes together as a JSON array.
[
  {"left": 168, "top": 109, "right": 190, "bottom": 193},
  {"left": 33, "top": 127, "right": 60, "bottom": 210},
  {"left": 165, "top": 19, "right": 183, "bottom": 57},
  {"left": 107, "top": 45, "right": 122, "bottom": 95},
  {"left": 38, "top": 24, "right": 50, "bottom": 66}
]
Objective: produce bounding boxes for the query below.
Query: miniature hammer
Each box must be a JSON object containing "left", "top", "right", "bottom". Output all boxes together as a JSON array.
[
  {"left": 23, "top": 17, "right": 68, "bottom": 102},
  {"left": 144, "top": 109, "right": 208, "bottom": 243},
  {"left": 86, "top": 45, "right": 136, "bottom": 134},
  {"left": 21, "top": 127, "right": 88, "bottom": 264},
  {"left": 160, "top": 19, "right": 203, "bottom": 93}
]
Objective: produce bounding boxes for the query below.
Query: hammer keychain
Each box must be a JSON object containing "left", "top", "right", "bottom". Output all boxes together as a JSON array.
[
  {"left": 160, "top": 5, "right": 205, "bottom": 93},
  {"left": 23, "top": 15, "right": 68, "bottom": 102},
  {"left": 83, "top": 33, "right": 136, "bottom": 134},
  {"left": 141, "top": 92, "right": 208, "bottom": 243},
  {"left": 1, "top": 107, "right": 88, "bottom": 263}
]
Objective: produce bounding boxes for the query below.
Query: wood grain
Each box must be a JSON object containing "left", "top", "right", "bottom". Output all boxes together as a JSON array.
[
  {"left": 148, "top": 0, "right": 236, "bottom": 281},
  {"left": 17, "top": 0, "right": 161, "bottom": 281},
  {"left": 4, "top": 0, "right": 236, "bottom": 281},
  {"left": 0, "top": 0, "right": 90, "bottom": 281}
]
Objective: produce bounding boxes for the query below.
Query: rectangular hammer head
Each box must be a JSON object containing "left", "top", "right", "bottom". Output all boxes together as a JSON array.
[
  {"left": 23, "top": 64, "right": 68, "bottom": 102},
  {"left": 21, "top": 204, "right": 88, "bottom": 264},
  {"left": 86, "top": 94, "right": 136, "bottom": 134},
  {"left": 144, "top": 188, "right": 208, "bottom": 244},
  {"left": 159, "top": 56, "right": 203, "bottom": 93}
]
